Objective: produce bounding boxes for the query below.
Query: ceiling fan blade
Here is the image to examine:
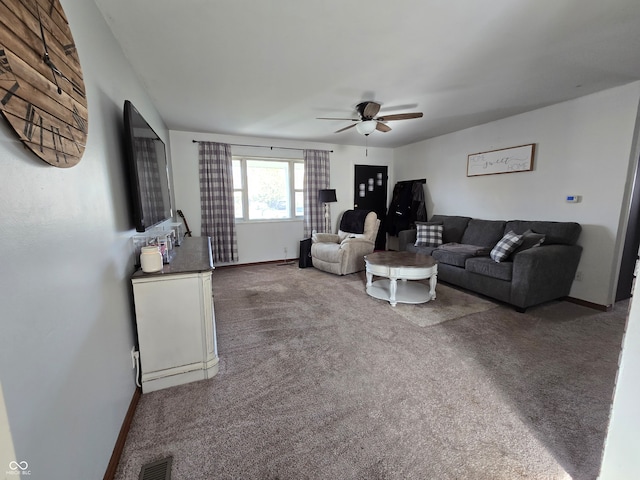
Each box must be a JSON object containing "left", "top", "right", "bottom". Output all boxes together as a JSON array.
[
  {"left": 317, "top": 117, "right": 359, "bottom": 121},
  {"left": 335, "top": 124, "right": 357, "bottom": 133},
  {"left": 362, "top": 101, "right": 381, "bottom": 119},
  {"left": 376, "top": 112, "right": 423, "bottom": 121},
  {"left": 376, "top": 122, "right": 391, "bottom": 132}
]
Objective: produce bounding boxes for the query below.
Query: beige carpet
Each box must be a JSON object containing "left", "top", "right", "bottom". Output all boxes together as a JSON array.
[
  {"left": 366, "top": 280, "right": 498, "bottom": 327},
  {"left": 257, "top": 268, "right": 497, "bottom": 327},
  {"left": 115, "top": 263, "right": 627, "bottom": 480}
]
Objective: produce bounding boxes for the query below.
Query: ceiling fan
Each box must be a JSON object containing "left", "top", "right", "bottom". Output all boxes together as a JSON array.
[{"left": 317, "top": 101, "right": 423, "bottom": 135}]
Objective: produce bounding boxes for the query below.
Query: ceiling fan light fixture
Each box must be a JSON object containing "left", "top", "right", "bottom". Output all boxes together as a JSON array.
[{"left": 356, "top": 120, "right": 377, "bottom": 136}]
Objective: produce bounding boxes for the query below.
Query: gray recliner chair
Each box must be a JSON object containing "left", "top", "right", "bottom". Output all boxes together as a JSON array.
[{"left": 311, "top": 210, "right": 380, "bottom": 275}]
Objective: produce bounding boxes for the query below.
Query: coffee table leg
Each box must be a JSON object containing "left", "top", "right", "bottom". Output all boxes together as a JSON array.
[
  {"left": 389, "top": 276, "right": 398, "bottom": 307},
  {"left": 366, "top": 271, "right": 373, "bottom": 287},
  {"left": 429, "top": 274, "right": 437, "bottom": 300}
]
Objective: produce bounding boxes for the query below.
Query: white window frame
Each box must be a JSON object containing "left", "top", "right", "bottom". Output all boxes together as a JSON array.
[{"left": 232, "top": 156, "right": 304, "bottom": 222}]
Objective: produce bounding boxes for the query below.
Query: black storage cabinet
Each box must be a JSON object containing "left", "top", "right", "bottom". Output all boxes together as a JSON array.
[{"left": 299, "top": 238, "right": 312, "bottom": 268}]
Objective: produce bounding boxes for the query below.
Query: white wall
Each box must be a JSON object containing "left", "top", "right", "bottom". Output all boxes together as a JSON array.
[
  {"left": 394, "top": 82, "right": 640, "bottom": 306},
  {"left": 0, "top": 1, "right": 168, "bottom": 478},
  {"left": 600, "top": 277, "right": 640, "bottom": 479},
  {"left": 0, "top": 384, "right": 16, "bottom": 479},
  {"left": 169, "top": 131, "right": 394, "bottom": 265}
]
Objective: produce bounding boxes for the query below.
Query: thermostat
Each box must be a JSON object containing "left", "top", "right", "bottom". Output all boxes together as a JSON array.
[{"left": 566, "top": 195, "right": 581, "bottom": 203}]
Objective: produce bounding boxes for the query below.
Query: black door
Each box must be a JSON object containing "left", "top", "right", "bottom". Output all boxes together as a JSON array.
[
  {"left": 616, "top": 152, "right": 640, "bottom": 301},
  {"left": 354, "top": 165, "right": 388, "bottom": 250}
]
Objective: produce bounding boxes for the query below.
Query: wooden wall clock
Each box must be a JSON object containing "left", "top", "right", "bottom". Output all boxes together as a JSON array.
[{"left": 0, "top": 0, "right": 88, "bottom": 168}]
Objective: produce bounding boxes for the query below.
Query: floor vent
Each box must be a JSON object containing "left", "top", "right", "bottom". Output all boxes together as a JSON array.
[{"left": 139, "top": 457, "right": 172, "bottom": 480}]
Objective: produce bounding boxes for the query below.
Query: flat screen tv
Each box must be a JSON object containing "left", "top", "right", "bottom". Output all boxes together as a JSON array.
[{"left": 123, "top": 100, "right": 173, "bottom": 232}]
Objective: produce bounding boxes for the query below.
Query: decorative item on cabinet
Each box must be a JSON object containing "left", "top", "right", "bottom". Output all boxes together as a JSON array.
[
  {"left": 140, "top": 246, "right": 163, "bottom": 273},
  {"left": 165, "top": 222, "right": 185, "bottom": 246},
  {"left": 131, "top": 228, "right": 178, "bottom": 266}
]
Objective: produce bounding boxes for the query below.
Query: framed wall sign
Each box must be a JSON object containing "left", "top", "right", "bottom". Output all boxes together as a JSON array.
[{"left": 467, "top": 144, "right": 535, "bottom": 177}]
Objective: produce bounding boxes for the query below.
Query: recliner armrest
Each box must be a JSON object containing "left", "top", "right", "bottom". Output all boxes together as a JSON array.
[
  {"left": 312, "top": 233, "right": 341, "bottom": 243},
  {"left": 340, "top": 237, "right": 374, "bottom": 249}
]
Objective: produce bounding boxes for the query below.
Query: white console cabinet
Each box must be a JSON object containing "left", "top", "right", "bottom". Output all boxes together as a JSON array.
[{"left": 131, "top": 237, "right": 218, "bottom": 393}]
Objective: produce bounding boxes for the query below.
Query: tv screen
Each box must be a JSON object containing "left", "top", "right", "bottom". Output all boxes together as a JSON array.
[{"left": 123, "top": 100, "right": 172, "bottom": 232}]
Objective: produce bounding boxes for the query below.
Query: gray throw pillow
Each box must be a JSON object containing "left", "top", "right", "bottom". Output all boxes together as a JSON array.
[{"left": 512, "top": 230, "right": 546, "bottom": 256}]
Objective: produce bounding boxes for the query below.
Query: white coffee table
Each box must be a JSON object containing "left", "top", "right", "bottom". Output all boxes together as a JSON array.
[{"left": 364, "top": 251, "right": 438, "bottom": 307}]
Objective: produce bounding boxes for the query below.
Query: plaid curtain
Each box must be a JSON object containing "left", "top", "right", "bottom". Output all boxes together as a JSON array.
[
  {"left": 199, "top": 142, "right": 238, "bottom": 262},
  {"left": 303, "top": 149, "right": 331, "bottom": 237},
  {"left": 134, "top": 137, "right": 164, "bottom": 227}
]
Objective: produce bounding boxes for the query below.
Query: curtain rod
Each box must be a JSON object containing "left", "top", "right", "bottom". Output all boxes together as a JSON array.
[{"left": 192, "top": 140, "right": 332, "bottom": 153}]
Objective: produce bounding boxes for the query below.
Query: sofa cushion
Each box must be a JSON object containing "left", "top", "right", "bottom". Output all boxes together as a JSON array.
[
  {"left": 437, "top": 243, "right": 491, "bottom": 256},
  {"left": 505, "top": 220, "right": 581, "bottom": 245},
  {"left": 429, "top": 215, "right": 472, "bottom": 244},
  {"left": 406, "top": 244, "right": 438, "bottom": 256},
  {"left": 461, "top": 219, "right": 507, "bottom": 247},
  {"left": 490, "top": 230, "right": 524, "bottom": 262},
  {"left": 432, "top": 248, "right": 470, "bottom": 267},
  {"left": 466, "top": 257, "right": 513, "bottom": 281},
  {"left": 432, "top": 243, "right": 490, "bottom": 267},
  {"left": 415, "top": 223, "right": 443, "bottom": 247}
]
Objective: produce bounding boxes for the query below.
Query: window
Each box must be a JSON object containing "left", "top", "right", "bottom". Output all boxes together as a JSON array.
[{"left": 232, "top": 156, "right": 304, "bottom": 221}]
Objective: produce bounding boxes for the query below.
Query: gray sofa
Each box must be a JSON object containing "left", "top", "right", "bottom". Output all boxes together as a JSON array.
[{"left": 398, "top": 215, "right": 583, "bottom": 311}]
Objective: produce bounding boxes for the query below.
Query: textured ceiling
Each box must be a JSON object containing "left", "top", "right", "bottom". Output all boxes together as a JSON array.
[{"left": 94, "top": 0, "right": 640, "bottom": 148}]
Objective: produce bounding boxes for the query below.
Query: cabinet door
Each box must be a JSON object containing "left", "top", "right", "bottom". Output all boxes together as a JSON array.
[
  {"left": 201, "top": 273, "right": 217, "bottom": 360},
  {"left": 134, "top": 274, "right": 205, "bottom": 373}
]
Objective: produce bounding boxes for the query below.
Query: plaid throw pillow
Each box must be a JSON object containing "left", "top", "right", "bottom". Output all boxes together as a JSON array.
[
  {"left": 415, "top": 224, "right": 443, "bottom": 247},
  {"left": 490, "top": 230, "right": 524, "bottom": 262}
]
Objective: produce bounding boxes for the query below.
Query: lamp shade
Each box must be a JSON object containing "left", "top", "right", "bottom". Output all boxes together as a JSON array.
[
  {"left": 356, "top": 120, "right": 377, "bottom": 136},
  {"left": 318, "top": 189, "right": 337, "bottom": 203}
]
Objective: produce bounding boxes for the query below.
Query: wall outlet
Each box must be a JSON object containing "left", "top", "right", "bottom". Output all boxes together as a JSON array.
[
  {"left": 575, "top": 271, "right": 583, "bottom": 281},
  {"left": 131, "top": 346, "right": 137, "bottom": 368}
]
